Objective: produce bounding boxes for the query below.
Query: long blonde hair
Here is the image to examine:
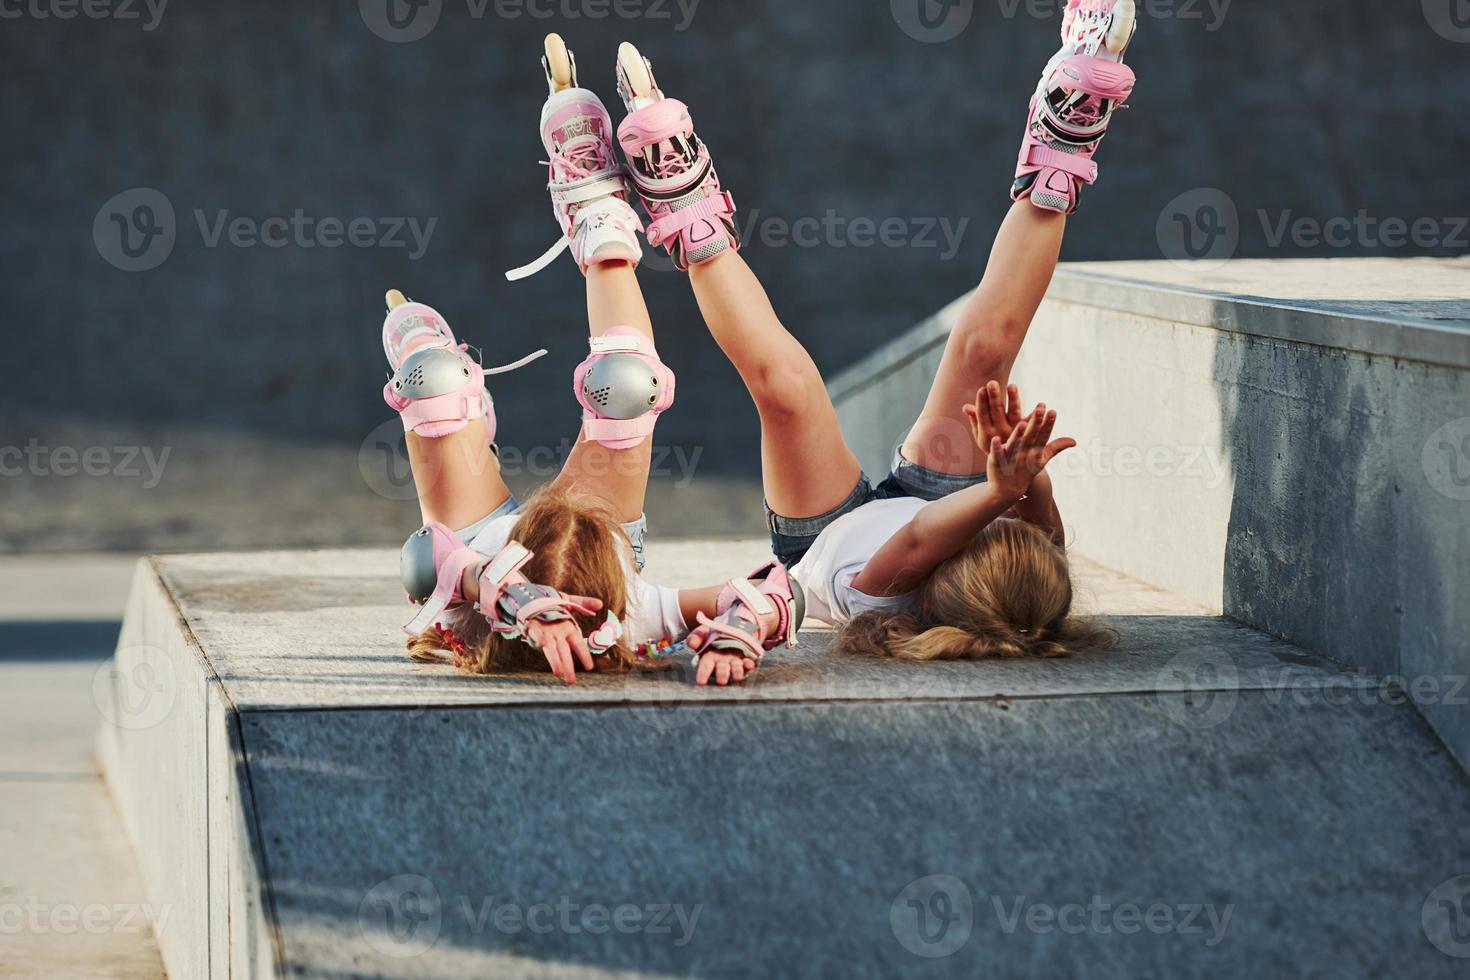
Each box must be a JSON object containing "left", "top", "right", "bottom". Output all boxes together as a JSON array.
[
  {"left": 837, "top": 517, "right": 1113, "bottom": 661},
  {"left": 407, "top": 485, "right": 640, "bottom": 673}
]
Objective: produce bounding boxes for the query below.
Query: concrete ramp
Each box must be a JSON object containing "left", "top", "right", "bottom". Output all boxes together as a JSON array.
[
  {"left": 832, "top": 258, "right": 1470, "bottom": 767},
  {"left": 97, "top": 545, "right": 1470, "bottom": 977}
]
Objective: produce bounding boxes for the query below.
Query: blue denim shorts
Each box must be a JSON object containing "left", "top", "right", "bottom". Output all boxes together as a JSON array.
[
  {"left": 766, "top": 451, "right": 988, "bottom": 568},
  {"left": 459, "top": 494, "right": 649, "bottom": 572}
]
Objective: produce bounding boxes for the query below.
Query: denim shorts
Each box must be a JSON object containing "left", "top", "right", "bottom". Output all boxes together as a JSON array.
[
  {"left": 458, "top": 494, "right": 649, "bottom": 572},
  {"left": 765, "top": 451, "right": 988, "bottom": 568}
]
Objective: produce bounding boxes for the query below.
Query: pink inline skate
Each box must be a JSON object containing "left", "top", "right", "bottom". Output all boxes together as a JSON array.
[
  {"left": 381, "top": 289, "right": 546, "bottom": 443},
  {"left": 506, "top": 34, "right": 644, "bottom": 281},
  {"left": 1013, "top": 0, "right": 1138, "bottom": 214},
  {"left": 614, "top": 42, "right": 739, "bottom": 271}
]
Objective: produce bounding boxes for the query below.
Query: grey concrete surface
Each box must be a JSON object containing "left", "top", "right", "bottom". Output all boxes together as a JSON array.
[
  {"left": 832, "top": 258, "right": 1470, "bottom": 771},
  {"left": 0, "top": 555, "right": 165, "bottom": 979},
  {"left": 1050, "top": 257, "right": 1470, "bottom": 369},
  {"left": 144, "top": 546, "right": 1374, "bottom": 712},
  {"left": 97, "top": 542, "right": 1470, "bottom": 977},
  {"left": 249, "top": 694, "right": 1470, "bottom": 980}
]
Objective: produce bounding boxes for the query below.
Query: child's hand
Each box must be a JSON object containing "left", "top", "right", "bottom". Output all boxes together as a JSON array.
[
  {"left": 694, "top": 649, "right": 758, "bottom": 686},
  {"left": 985, "top": 405, "right": 1076, "bottom": 501},
  {"left": 963, "top": 380, "right": 1024, "bottom": 451},
  {"left": 525, "top": 614, "right": 598, "bottom": 685},
  {"left": 686, "top": 625, "right": 758, "bottom": 685}
]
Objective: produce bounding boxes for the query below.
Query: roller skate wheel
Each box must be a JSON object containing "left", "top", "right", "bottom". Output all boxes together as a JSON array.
[
  {"left": 617, "top": 42, "right": 655, "bottom": 102},
  {"left": 1105, "top": 0, "right": 1136, "bottom": 55},
  {"left": 385, "top": 289, "right": 407, "bottom": 311},
  {"left": 544, "top": 33, "right": 575, "bottom": 93}
]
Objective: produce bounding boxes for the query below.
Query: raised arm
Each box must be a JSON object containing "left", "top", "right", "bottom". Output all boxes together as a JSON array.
[
  {"left": 969, "top": 382, "right": 1066, "bottom": 545},
  {"left": 853, "top": 404, "right": 1075, "bottom": 597}
]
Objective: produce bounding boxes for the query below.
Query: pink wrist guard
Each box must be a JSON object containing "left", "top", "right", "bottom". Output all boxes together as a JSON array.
[
  {"left": 477, "top": 542, "right": 624, "bottom": 656},
  {"left": 692, "top": 561, "right": 805, "bottom": 663}
]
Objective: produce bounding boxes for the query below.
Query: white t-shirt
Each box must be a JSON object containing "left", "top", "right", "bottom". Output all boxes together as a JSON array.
[
  {"left": 440, "top": 512, "right": 687, "bottom": 644},
  {"left": 791, "top": 496, "right": 927, "bottom": 625}
]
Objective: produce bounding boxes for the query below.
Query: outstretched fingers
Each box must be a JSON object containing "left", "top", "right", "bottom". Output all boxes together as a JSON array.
[
  {"left": 1005, "top": 384, "right": 1024, "bottom": 429},
  {"left": 568, "top": 630, "right": 595, "bottom": 674},
  {"left": 696, "top": 651, "right": 717, "bottom": 685},
  {"left": 695, "top": 650, "right": 757, "bottom": 686},
  {"left": 1033, "top": 408, "right": 1058, "bottom": 448}
]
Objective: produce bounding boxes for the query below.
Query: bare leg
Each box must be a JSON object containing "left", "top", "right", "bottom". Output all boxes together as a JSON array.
[
  {"left": 385, "top": 289, "right": 514, "bottom": 530},
  {"left": 407, "top": 422, "right": 511, "bottom": 530},
  {"left": 902, "top": 202, "right": 1065, "bottom": 476},
  {"left": 687, "top": 251, "right": 863, "bottom": 519},
  {"left": 552, "top": 260, "right": 656, "bottom": 523}
]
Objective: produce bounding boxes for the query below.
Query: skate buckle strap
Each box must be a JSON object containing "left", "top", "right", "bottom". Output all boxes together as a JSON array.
[
  {"left": 1020, "top": 143, "right": 1099, "bottom": 183},
  {"left": 695, "top": 563, "right": 800, "bottom": 662},
  {"left": 507, "top": 237, "right": 573, "bottom": 282},
  {"left": 645, "top": 190, "right": 736, "bottom": 247},
  {"left": 728, "top": 578, "right": 775, "bottom": 620},
  {"left": 589, "top": 333, "right": 644, "bottom": 355},
  {"left": 506, "top": 168, "right": 636, "bottom": 282},
  {"left": 690, "top": 612, "right": 766, "bottom": 663},
  {"left": 551, "top": 168, "right": 629, "bottom": 206}
]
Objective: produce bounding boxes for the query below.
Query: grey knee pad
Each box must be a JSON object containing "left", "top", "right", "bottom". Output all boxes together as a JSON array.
[
  {"left": 788, "top": 576, "right": 806, "bottom": 634},
  {"left": 400, "top": 527, "right": 440, "bottom": 606},
  {"left": 390, "top": 346, "right": 477, "bottom": 401},
  {"left": 581, "top": 353, "right": 664, "bottom": 420}
]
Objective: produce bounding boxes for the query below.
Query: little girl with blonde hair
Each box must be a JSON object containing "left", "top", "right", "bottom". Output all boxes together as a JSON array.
[{"left": 594, "top": 0, "right": 1140, "bottom": 659}]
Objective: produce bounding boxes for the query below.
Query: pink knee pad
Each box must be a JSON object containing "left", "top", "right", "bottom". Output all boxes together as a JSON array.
[
  {"left": 572, "top": 327, "right": 675, "bottom": 450},
  {"left": 381, "top": 302, "right": 548, "bottom": 442}
]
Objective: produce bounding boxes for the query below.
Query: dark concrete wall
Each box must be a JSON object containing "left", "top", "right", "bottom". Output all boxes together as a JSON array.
[{"left": 4, "top": 0, "right": 1467, "bottom": 471}]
